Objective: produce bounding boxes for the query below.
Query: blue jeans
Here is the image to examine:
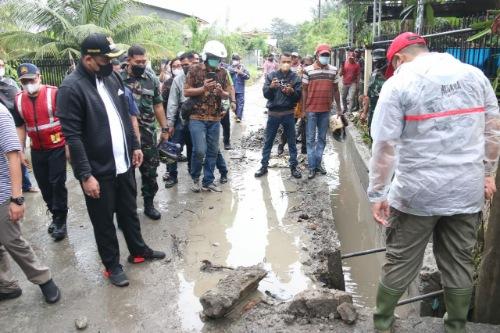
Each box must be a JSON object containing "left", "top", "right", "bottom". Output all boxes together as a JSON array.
[
  {"left": 235, "top": 93, "right": 245, "bottom": 119},
  {"left": 306, "top": 111, "right": 330, "bottom": 170},
  {"left": 22, "top": 164, "right": 33, "bottom": 191},
  {"left": 260, "top": 113, "right": 298, "bottom": 168},
  {"left": 189, "top": 120, "right": 220, "bottom": 186},
  {"left": 216, "top": 151, "right": 228, "bottom": 176}
]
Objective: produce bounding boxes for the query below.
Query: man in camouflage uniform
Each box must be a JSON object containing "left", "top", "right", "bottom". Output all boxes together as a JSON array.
[
  {"left": 121, "top": 45, "right": 169, "bottom": 220},
  {"left": 360, "top": 49, "right": 387, "bottom": 133}
]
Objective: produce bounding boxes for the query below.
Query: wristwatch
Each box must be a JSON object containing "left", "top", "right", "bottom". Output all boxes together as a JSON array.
[
  {"left": 10, "top": 196, "right": 25, "bottom": 206},
  {"left": 161, "top": 127, "right": 169, "bottom": 133}
]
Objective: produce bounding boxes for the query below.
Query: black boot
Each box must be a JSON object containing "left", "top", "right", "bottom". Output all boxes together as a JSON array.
[
  {"left": 291, "top": 167, "right": 302, "bottom": 179},
  {"left": 51, "top": 212, "right": 67, "bottom": 241},
  {"left": 47, "top": 210, "right": 55, "bottom": 234},
  {"left": 144, "top": 198, "right": 161, "bottom": 220},
  {"left": 255, "top": 167, "right": 268, "bottom": 178}
]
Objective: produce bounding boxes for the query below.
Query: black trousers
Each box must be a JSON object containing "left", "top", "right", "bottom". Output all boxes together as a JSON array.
[
  {"left": 31, "top": 147, "right": 68, "bottom": 216},
  {"left": 83, "top": 168, "right": 148, "bottom": 270},
  {"left": 220, "top": 111, "right": 230, "bottom": 145},
  {"left": 280, "top": 118, "right": 306, "bottom": 150}
]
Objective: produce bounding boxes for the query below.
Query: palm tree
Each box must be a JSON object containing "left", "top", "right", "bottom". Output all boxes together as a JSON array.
[{"left": 0, "top": 0, "right": 174, "bottom": 59}]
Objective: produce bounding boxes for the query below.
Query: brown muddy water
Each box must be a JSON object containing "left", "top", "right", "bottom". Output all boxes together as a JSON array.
[{"left": 331, "top": 140, "right": 385, "bottom": 308}]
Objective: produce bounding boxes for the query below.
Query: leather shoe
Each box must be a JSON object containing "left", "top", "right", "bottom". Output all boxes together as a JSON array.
[
  {"left": 254, "top": 167, "right": 268, "bottom": 177},
  {"left": 144, "top": 200, "right": 161, "bottom": 220},
  {"left": 39, "top": 279, "right": 61, "bottom": 303}
]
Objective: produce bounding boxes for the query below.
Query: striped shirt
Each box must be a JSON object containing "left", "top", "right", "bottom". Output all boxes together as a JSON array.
[
  {"left": 303, "top": 63, "right": 339, "bottom": 113},
  {"left": 0, "top": 103, "right": 22, "bottom": 204}
]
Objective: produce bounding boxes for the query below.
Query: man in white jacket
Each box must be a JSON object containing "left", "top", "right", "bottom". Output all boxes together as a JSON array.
[{"left": 368, "top": 32, "right": 500, "bottom": 333}]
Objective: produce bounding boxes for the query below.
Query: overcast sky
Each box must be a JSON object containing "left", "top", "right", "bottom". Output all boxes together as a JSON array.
[{"left": 141, "top": 0, "right": 317, "bottom": 31}]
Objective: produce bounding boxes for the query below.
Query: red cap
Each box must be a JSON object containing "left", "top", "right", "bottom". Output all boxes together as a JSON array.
[
  {"left": 315, "top": 44, "right": 331, "bottom": 55},
  {"left": 385, "top": 32, "right": 426, "bottom": 78}
]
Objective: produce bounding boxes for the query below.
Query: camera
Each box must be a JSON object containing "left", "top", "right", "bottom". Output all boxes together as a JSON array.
[{"left": 279, "top": 80, "right": 289, "bottom": 88}]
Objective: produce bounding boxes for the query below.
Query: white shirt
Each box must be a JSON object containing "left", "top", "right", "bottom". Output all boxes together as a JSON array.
[
  {"left": 368, "top": 52, "right": 500, "bottom": 216},
  {"left": 96, "top": 78, "right": 129, "bottom": 175}
]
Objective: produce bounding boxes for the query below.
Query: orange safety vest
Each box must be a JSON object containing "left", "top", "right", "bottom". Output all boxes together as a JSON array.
[{"left": 15, "top": 85, "right": 65, "bottom": 151}]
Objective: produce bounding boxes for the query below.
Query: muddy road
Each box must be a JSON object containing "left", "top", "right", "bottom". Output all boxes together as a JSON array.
[{"left": 0, "top": 78, "right": 345, "bottom": 332}]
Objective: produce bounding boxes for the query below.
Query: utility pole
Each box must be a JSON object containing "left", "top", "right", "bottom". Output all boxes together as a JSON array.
[
  {"left": 415, "top": 0, "right": 425, "bottom": 34},
  {"left": 372, "top": 0, "right": 377, "bottom": 42}
]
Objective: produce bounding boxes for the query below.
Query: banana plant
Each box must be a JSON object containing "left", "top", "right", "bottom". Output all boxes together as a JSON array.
[{"left": 467, "top": 10, "right": 500, "bottom": 97}]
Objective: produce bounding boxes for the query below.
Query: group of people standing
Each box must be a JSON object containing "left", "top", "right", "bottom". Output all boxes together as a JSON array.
[
  {"left": 0, "top": 29, "right": 499, "bottom": 333},
  {"left": 0, "top": 34, "right": 252, "bottom": 303},
  {"left": 256, "top": 44, "right": 341, "bottom": 180}
]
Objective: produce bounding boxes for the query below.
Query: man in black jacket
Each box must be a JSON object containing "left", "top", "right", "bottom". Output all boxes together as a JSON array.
[
  {"left": 57, "top": 34, "right": 165, "bottom": 287},
  {"left": 255, "top": 53, "right": 302, "bottom": 179}
]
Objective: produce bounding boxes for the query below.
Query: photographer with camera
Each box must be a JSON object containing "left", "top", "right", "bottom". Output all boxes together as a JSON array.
[{"left": 255, "top": 53, "right": 302, "bottom": 179}]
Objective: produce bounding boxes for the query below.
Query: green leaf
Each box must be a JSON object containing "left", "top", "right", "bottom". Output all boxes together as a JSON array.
[
  {"left": 470, "top": 20, "right": 493, "bottom": 30},
  {"left": 425, "top": 3, "right": 434, "bottom": 27},
  {"left": 466, "top": 28, "right": 492, "bottom": 42}
]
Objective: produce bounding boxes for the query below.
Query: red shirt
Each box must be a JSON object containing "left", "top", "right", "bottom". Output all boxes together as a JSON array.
[{"left": 342, "top": 61, "right": 361, "bottom": 85}]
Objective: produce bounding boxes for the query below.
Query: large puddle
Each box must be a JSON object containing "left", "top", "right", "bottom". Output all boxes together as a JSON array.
[
  {"left": 176, "top": 163, "right": 311, "bottom": 331},
  {"left": 173, "top": 80, "right": 313, "bottom": 332}
]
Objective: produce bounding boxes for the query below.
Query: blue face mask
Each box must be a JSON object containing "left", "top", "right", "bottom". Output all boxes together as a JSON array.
[
  {"left": 207, "top": 59, "right": 220, "bottom": 68},
  {"left": 319, "top": 56, "right": 330, "bottom": 65}
]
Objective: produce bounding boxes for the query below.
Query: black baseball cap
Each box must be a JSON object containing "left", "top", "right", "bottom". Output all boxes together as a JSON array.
[{"left": 80, "top": 33, "right": 124, "bottom": 58}]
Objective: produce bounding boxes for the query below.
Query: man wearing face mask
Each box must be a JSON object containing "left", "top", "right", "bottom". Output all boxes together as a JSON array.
[
  {"left": 164, "top": 53, "right": 193, "bottom": 188},
  {"left": 302, "top": 44, "right": 341, "bottom": 180},
  {"left": 57, "top": 33, "right": 165, "bottom": 287},
  {"left": 121, "top": 45, "right": 169, "bottom": 221},
  {"left": 263, "top": 54, "right": 278, "bottom": 76},
  {"left": 368, "top": 32, "right": 500, "bottom": 333},
  {"left": 0, "top": 59, "right": 38, "bottom": 194},
  {"left": 255, "top": 53, "right": 302, "bottom": 179},
  {"left": 340, "top": 51, "right": 361, "bottom": 114},
  {"left": 228, "top": 53, "right": 250, "bottom": 125},
  {"left": 11, "top": 64, "right": 69, "bottom": 241},
  {"left": 184, "top": 40, "right": 231, "bottom": 193}
]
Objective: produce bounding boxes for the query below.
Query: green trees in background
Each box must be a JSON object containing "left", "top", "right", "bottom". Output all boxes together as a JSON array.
[
  {"left": 268, "top": 1, "right": 348, "bottom": 55},
  {"left": 0, "top": 0, "right": 271, "bottom": 61},
  {"left": 0, "top": 0, "right": 173, "bottom": 59}
]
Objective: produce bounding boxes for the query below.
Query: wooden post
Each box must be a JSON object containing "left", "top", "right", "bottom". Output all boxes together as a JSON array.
[{"left": 474, "top": 168, "right": 500, "bottom": 324}]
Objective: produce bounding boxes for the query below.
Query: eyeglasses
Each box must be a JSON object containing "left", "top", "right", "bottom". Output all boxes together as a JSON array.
[{"left": 319, "top": 53, "right": 330, "bottom": 57}]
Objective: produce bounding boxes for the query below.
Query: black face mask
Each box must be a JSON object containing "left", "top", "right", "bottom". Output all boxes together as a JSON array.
[
  {"left": 182, "top": 65, "right": 190, "bottom": 75},
  {"left": 95, "top": 62, "right": 114, "bottom": 78},
  {"left": 131, "top": 65, "right": 146, "bottom": 77}
]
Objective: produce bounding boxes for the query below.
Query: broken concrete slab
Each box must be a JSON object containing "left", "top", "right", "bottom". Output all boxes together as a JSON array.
[
  {"left": 200, "top": 265, "right": 267, "bottom": 319},
  {"left": 337, "top": 302, "right": 357, "bottom": 324},
  {"left": 287, "top": 288, "right": 353, "bottom": 319}
]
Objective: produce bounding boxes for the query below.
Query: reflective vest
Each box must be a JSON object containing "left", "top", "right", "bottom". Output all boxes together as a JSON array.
[{"left": 15, "top": 85, "right": 65, "bottom": 150}]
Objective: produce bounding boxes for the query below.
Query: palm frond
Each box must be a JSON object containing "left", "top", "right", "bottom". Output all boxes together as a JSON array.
[
  {"left": 6, "top": 0, "right": 73, "bottom": 33},
  {"left": 63, "top": 24, "right": 110, "bottom": 46},
  {"left": 112, "top": 16, "right": 165, "bottom": 44},
  {"left": 98, "top": 0, "right": 134, "bottom": 28},
  {"left": 0, "top": 31, "right": 56, "bottom": 54},
  {"left": 34, "top": 42, "right": 60, "bottom": 59}
]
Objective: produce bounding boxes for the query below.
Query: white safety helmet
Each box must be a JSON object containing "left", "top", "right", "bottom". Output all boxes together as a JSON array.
[{"left": 201, "top": 40, "right": 227, "bottom": 61}]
